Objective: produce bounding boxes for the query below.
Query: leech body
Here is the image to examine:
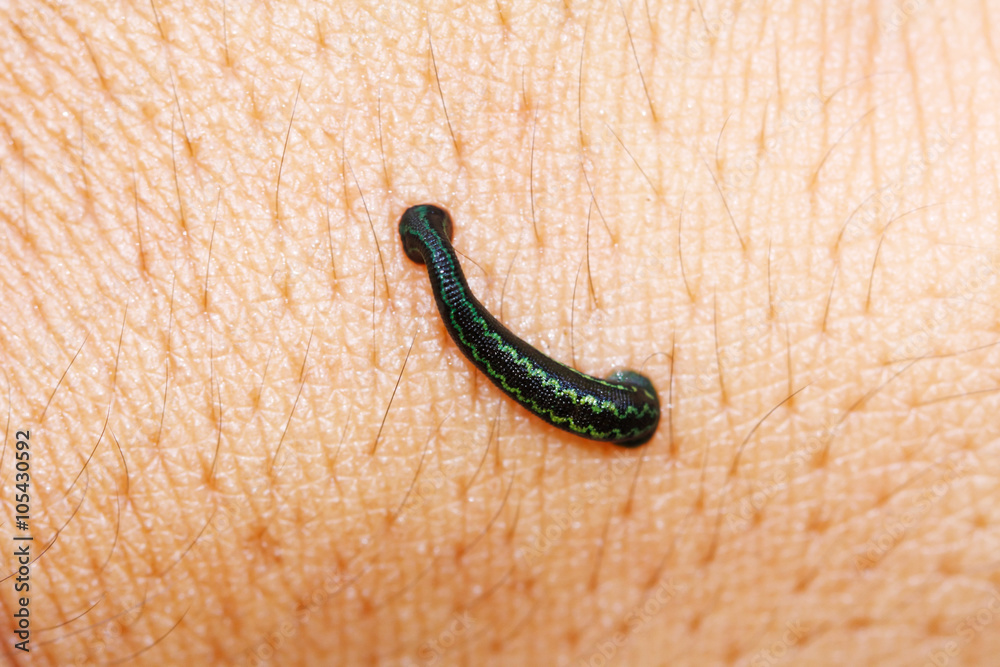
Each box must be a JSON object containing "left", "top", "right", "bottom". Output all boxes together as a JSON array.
[{"left": 399, "top": 204, "right": 660, "bottom": 447}]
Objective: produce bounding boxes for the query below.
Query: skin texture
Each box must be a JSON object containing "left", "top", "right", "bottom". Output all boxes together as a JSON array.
[{"left": 1, "top": 1, "right": 998, "bottom": 665}]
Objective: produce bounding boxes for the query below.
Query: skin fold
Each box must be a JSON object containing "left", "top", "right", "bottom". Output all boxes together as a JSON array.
[{"left": 0, "top": 1, "right": 998, "bottom": 665}]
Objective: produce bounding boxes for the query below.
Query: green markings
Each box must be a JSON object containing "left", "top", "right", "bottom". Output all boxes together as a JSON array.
[{"left": 399, "top": 204, "right": 660, "bottom": 447}]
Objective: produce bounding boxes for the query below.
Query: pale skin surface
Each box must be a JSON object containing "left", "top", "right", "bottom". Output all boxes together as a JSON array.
[{"left": 1, "top": 0, "right": 999, "bottom": 665}]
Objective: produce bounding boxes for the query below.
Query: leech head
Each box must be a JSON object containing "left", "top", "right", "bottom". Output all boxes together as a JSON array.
[
  {"left": 607, "top": 369, "right": 656, "bottom": 396},
  {"left": 400, "top": 204, "right": 453, "bottom": 264}
]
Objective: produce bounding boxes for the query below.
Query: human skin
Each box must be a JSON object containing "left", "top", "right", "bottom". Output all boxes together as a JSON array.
[{"left": 1, "top": 0, "right": 999, "bottom": 665}]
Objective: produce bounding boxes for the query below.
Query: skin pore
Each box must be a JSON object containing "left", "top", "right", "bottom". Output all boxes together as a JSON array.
[{"left": 1, "top": 0, "right": 999, "bottom": 665}]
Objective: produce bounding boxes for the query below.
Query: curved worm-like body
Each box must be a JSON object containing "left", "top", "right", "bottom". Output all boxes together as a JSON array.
[{"left": 399, "top": 204, "right": 660, "bottom": 447}]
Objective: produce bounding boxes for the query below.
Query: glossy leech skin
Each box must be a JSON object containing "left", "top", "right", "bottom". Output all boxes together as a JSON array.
[{"left": 399, "top": 204, "right": 660, "bottom": 447}]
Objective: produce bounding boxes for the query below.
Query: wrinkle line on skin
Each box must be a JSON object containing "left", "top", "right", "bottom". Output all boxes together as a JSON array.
[
  {"left": 98, "top": 430, "right": 129, "bottom": 570},
  {"left": 820, "top": 356, "right": 925, "bottom": 465},
  {"left": 221, "top": 0, "right": 230, "bottom": 67},
  {"left": 465, "top": 407, "right": 499, "bottom": 493},
  {"left": 158, "top": 508, "right": 217, "bottom": 577},
  {"left": 268, "top": 327, "right": 313, "bottom": 475},
  {"left": 712, "top": 292, "right": 728, "bottom": 405},
  {"left": 677, "top": 192, "right": 694, "bottom": 301},
  {"left": 326, "top": 413, "right": 351, "bottom": 498},
  {"left": 203, "top": 189, "right": 221, "bottom": 312},
  {"left": 370, "top": 334, "right": 416, "bottom": 456},
  {"left": 39, "top": 331, "right": 90, "bottom": 425},
  {"left": 427, "top": 21, "right": 458, "bottom": 158},
  {"left": 585, "top": 198, "right": 598, "bottom": 309},
  {"left": 577, "top": 20, "right": 588, "bottom": 150},
  {"left": 33, "top": 589, "right": 141, "bottom": 648},
  {"left": 705, "top": 385, "right": 809, "bottom": 562},
  {"left": 208, "top": 372, "right": 224, "bottom": 484},
  {"left": 347, "top": 158, "right": 390, "bottom": 302},
  {"left": 376, "top": 84, "right": 390, "bottom": 187},
  {"left": 616, "top": 0, "right": 656, "bottom": 122},
  {"left": 105, "top": 603, "right": 190, "bottom": 665},
  {"left": 809, "top": 105, "right": 877, "bottom": 188},
  {"left": 35, "top": 594, "right": 106, "bottom": 634},
  {"left": 154, "top": 276, "right": 176, "bottom": 451},
  {"left": 588, "top": 508, "right": 614, "bottom": 591},
  {"left": 603, "top": 120, "right": 659, "bottom": 196},
  {"left": 580, "top": 158, "right": 613, "bottom": 242},
  {"left": 864, "top": 203, "right": 940, "bottom": 312},
  {"left": 324, "top": 171, "right": 338, "bottom": 285},
  {"left": 459, "top": 458, "right": 516, "bottom": 559},
  {"left": 571, "top": 255, "right": 585, "bottom": 369},
  {"left": 529, "top": 104, "right": 540, "bottom": 242},
  {"left": 622, "top": 437, "right": 646, "bottom": 516},
  {"left": 703, "top": 157, "right": 746, "bottom": 251},
  {"left": 766, "top": 238, "right": 774, "bottom": 318},
  {"left": 821, "top": 262, "right": 839, "bottom": 333},
  {"left": 388, "top": 415, "right": 439, "bottom": 524},
  {"left": 275, "top": 76, "right": 303, "bottom": 229},
  {"left": 131, "top": 162, "right": 148, "bottom": 275},
  {"left": 498, "top": 244, "right": 521, "bottom": 323},
  {"left": 668, "top": 334, "right": 676, "bottom": 459},
  {"left": 714, "top": 113, "right": 731, "bottom": 175},
  {"left": 64, "top": 300, "right": 128, "bottom": 499},
  {"left": 169, "top": 112, "right": 188, "bottom": 234},
  {"left": 868, "top": 440, "right": 947, "bottom": 511}
]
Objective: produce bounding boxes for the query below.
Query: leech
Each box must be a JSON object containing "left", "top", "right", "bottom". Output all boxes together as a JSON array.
[{"left": 399, "top": 204, "right": 660, "bottom": 447}]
